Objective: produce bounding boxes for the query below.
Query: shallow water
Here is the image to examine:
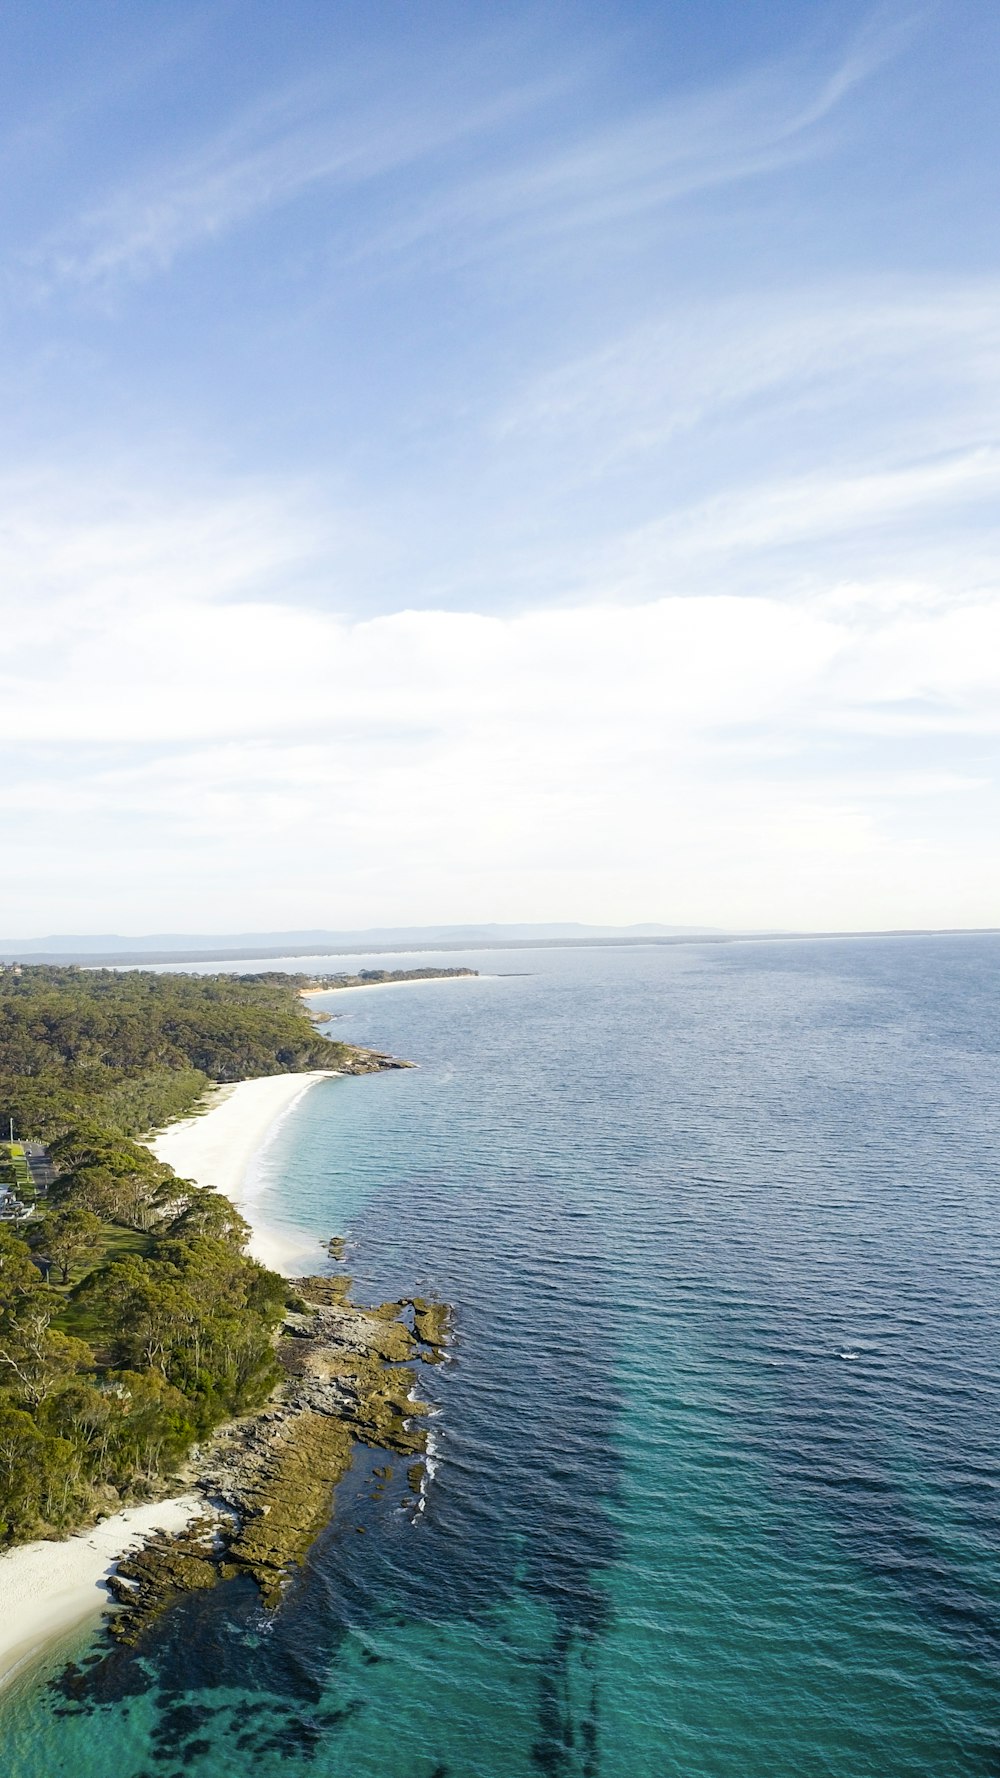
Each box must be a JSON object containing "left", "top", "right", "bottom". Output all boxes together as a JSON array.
[{"left": 2, "top": 935, "right": 999, "bottom": 1776}]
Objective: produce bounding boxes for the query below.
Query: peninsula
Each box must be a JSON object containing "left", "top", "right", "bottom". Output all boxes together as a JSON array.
[{"left": 300, "top": 966, "right": 478, "bottom": 992}]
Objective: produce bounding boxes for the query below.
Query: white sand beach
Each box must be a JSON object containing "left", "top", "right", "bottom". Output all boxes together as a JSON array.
[
  {"left": 298, "top": 972, "right": 484, "bottom": 997},
  {"left": 145, "top": 1070, "right": 337, "bottom": 1271},
  {"left": 0, "top": 1496, "right": 204, "bottom": 1692}
]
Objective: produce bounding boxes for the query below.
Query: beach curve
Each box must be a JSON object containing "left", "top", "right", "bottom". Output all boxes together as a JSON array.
[{"left": 145, "top": 1070, "right": 338, "bottom": 1272}]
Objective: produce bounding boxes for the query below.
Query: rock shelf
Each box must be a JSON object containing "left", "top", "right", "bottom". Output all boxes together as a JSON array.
[{"left": 103, "top": 1276, "right": 450, "bottom": 1646}]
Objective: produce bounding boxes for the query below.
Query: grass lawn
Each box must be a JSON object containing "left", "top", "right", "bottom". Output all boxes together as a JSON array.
[{"left": 49, "top": 1220, "right": 155, "bottom": 1342}]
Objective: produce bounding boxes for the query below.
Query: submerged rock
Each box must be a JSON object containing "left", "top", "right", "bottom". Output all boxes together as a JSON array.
[
  {"left": 409, "top": 1297, "right": 452, "bottom": 1355},
  {"left": 106, "top": 1519, "right": 224, "bottom": 1646}
]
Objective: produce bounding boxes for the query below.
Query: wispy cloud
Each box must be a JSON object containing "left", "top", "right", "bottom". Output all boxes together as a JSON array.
[
  {"left": 499, "top": 282, "right": 1000, "bottom": 458},
  {"left": 19, "top": 67, "right": 565, "bottom": 294},
  {"left": 16, "top": 17, "right": 890, "bottom": 298},
  {"left": 484, "top": 276, "right": 1000, "bottom": 609},
  {"left": 344, "top": 38, "right": 887, "bottom": 272},
  {"left": 618, "top": 448, "right": 1000, "bottom": 575}
]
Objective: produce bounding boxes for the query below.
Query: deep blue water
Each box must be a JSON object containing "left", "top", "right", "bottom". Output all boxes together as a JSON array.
[{"left": 2, "top": 935, "right": 999, "bottom": 1776}]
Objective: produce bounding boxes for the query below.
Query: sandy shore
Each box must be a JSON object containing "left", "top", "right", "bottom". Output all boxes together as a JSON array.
[
  {"left": 0, "top": 1496, "right": 204, "bottom": 1692},
  {"left": 299, "top": 973, "right": 482, "bottom": 997},
  {"left": 145, "top": 1071, "right": 337, "bottom": 1271}
]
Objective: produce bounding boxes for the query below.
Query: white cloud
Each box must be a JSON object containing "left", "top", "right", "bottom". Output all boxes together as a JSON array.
[
  {"left": 0, "top": 11, "right": 994, "bottom": 939},
  {"left": 638, "top": 448, "right": 1000, "bottom": 565},
  {"left": 0, "top": 467, "right": 997, "bottom": 934},
  {"left": 479, "top": 275, "right": 1000, "bottom": 629},
  {"left": 500, "top": 283, "right": 1000, "bottom": 462}
]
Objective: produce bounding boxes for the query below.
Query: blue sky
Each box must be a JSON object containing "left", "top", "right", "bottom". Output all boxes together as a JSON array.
[{"left": 1, "top": 1, "right": 998, "bottom": 933}]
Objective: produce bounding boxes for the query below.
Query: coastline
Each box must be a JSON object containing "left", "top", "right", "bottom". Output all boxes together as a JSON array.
[
  {"left": 145, "top": 1070, "right": 337, "bottom": 1272},
  {"left": 298, "top": 973, "right": 483, "bottom": 997},
  {"left": 0, "top": 1497, "right": 204, "bottom": 1692},
  {"left": 0, "top": 1071, "right": 335, "bottom": 1689}
]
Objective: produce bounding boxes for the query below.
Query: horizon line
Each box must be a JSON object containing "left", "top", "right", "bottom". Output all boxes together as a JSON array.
[{"left": 2, "top": 925, "right": 998, "bottom": 968}]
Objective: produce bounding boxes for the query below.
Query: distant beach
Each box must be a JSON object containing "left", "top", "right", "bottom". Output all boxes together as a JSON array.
[{"left": 298, "top": 971, "right": 483, "bottom": 998}]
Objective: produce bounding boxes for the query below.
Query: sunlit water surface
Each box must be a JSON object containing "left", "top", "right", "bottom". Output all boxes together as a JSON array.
[{"left": 2, "top": 936, "right": 999, "bottom": 1777}]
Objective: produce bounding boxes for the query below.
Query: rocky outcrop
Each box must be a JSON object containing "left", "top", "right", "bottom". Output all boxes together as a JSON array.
[
  {"left": 410, "top": 1296, "right": 451, "bottom": 1358},
  {"left": 106, "top": 1519, "right": 224, "bottom": 1644},
  {"left": 337, "top": 1047, "right": 416, "bottom": 1073},
  {"left": 103, "top": 1276, "right": 450, "bottom": 1645}
]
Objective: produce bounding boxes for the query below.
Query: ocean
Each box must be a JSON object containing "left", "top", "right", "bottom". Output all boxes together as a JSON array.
[{"left": 1, "top": 934, "right": 999, "bottom": 1777}]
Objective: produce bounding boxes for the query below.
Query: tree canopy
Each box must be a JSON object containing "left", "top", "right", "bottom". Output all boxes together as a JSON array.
[{"left": 0, "top": 964, "right": 351, "bottom": 1142}]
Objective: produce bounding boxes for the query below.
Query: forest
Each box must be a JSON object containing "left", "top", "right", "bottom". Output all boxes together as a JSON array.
[{"left": 0, "top": 965, "right": 350, "bottom": 1543}]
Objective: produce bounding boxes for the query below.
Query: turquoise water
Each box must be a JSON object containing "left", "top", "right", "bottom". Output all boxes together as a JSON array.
[{"left": 2, "top": 936, "right": 999, "bottom": 1775}]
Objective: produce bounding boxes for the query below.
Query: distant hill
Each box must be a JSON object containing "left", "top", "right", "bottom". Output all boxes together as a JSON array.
[
  {"left": 2, "top": 925, "right": 993, "bottom": 966},
  {"left": 0, "top": 922, "right": 726, "bottom": 965}
]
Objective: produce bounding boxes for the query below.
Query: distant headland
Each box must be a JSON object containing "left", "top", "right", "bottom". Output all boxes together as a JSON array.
[{"left": 299, "top": 966, "right": 478, "bottom": 995}]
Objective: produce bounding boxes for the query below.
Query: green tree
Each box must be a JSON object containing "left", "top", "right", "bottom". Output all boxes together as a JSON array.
[
  {"left": 168, "top": 1185, "right": 250, "bottom": 1247},
  {"left": 39, "top": 1206, "right": 104, "bottom": 1285},
  {"left": 0, "top": 1225, "right": 39, "bottom": 1311},
  {"left": 80, "top": 1257, "right": 193, "bottom": 1376},
  {"left": 0, "top": 1300, "right": 93, "bottom": 1409},
  {"left": 0, "top": 1404, "right": 45, "bottom": 1534},
  {"left": 103, "top": 1370, "right": 196, "bottom": 1483},
  {"left": 0, "top": 963, "right": 356, "bottom": 1544},
  {"left": 0, "top": 1404, "right": 79, "bottom": 1538}
]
